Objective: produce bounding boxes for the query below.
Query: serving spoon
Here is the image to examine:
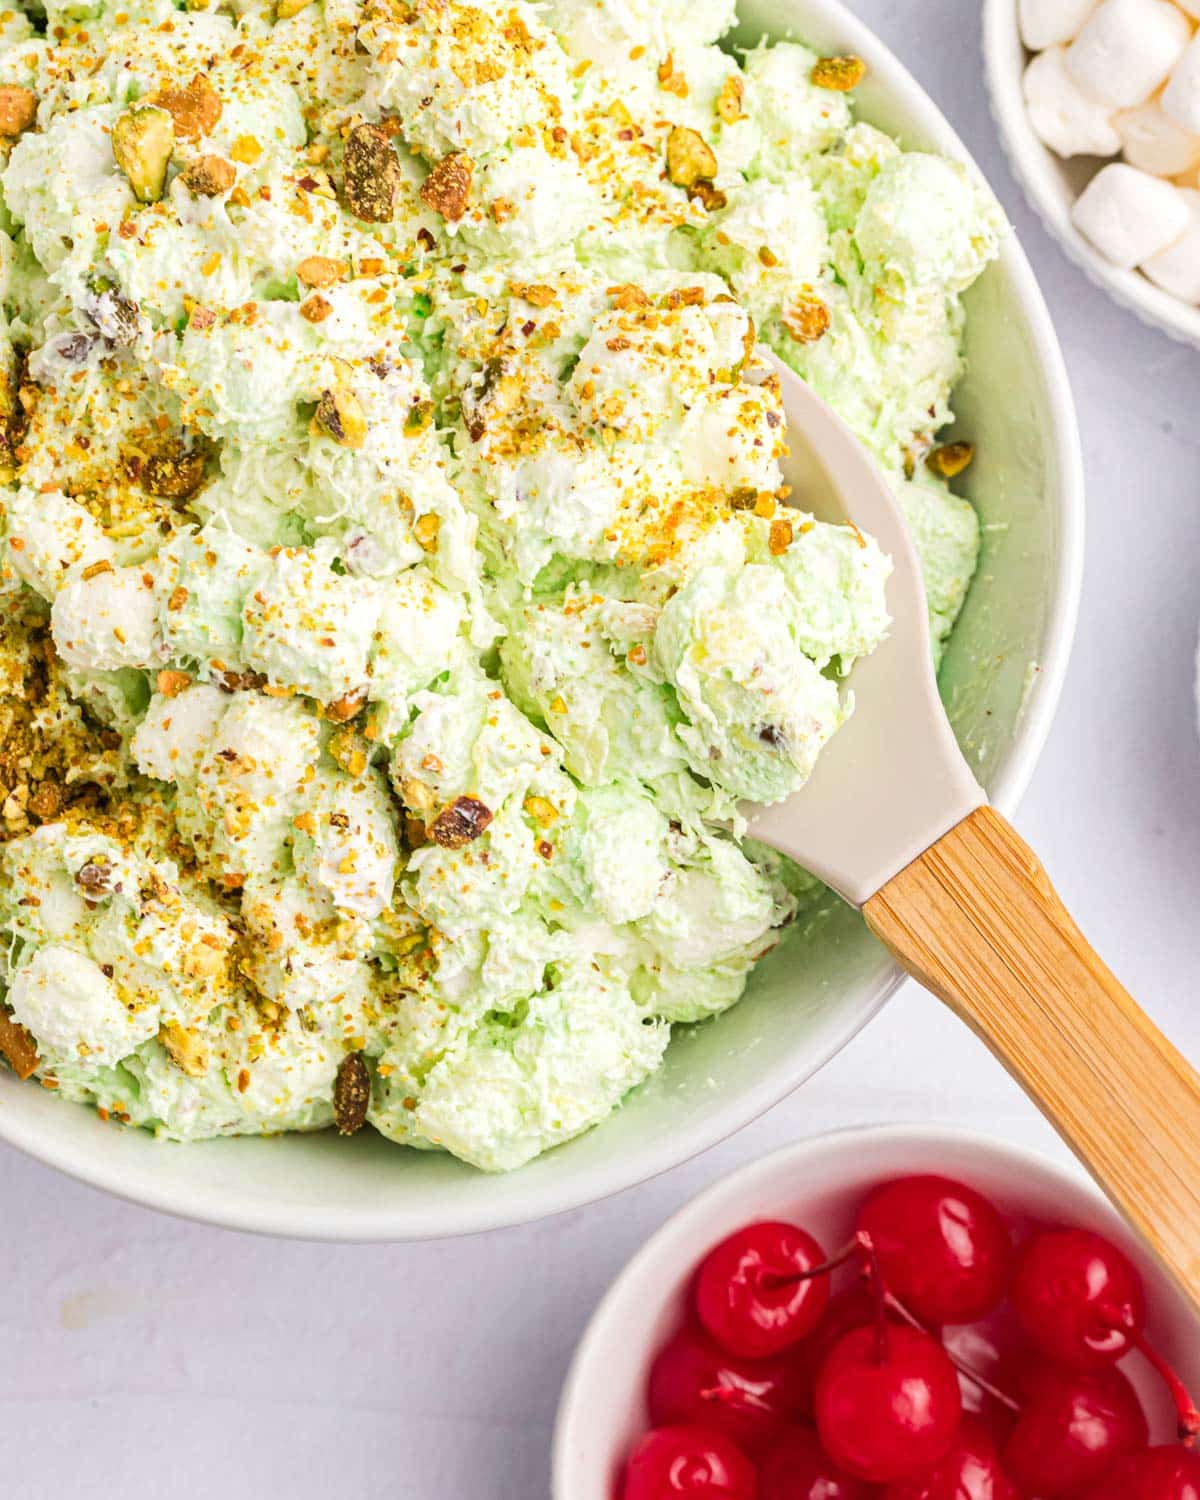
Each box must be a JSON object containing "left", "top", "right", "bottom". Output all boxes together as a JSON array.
[{"left": 751, "top": 356, "right": 1200, "bottom": 1311}]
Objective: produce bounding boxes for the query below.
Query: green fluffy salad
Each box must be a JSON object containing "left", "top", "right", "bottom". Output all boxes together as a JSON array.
[{"left": 0, "top": 0, "right": 1003, "bottom": 1169}]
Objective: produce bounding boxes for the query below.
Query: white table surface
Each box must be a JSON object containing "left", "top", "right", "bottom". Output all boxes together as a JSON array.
[{"left": 4, "top": 4, "right": 1200, "bottom": 1495}]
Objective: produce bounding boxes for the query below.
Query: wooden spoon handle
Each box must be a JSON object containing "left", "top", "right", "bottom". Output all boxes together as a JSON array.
[{"left": 863, "top": 805, "right": 1200, "bottom": 1312}]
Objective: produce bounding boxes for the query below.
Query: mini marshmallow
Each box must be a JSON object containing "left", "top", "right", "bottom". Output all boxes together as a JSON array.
[
  {"left": 1142, "top": 187, "right": 1200, "bottom": 299},
  {"left": 1071, "top": 161, "right": 1191, "bottom": 265},
  {"left": 1066, "top": 0, "right": 1191, "bottom": 109},
  {"left": 1163, "top": 33, "right": 1200, "bottom": 135},
  {"left": 1025, "top": 47, "right": 1122, "bottom": 157},
  {"left": 1117, "top": 96, "right": 1200, "bottom": 174},
  {"left": 1020, "top": 0, "right": 1099, "bottom": 50}
]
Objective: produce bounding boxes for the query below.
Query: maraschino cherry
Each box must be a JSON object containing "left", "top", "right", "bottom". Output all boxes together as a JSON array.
[
  {"left": 694, "top": 1221, "right": 831, "bottom": 1359},
  {"left": 1003, "top": 1362, "right": 1149, "bottom": 1498},
  {"left": 648, "top": 1327, "right": 803, "bottom": 1454},
  {"left": 1012, "top": 1228, "right": 1199, "bottom": 1440},
  {"left": 857, "top": 1175, "right": 1012, "bottom": 1325},
  {"left": 757, "top": 1426, "right": 873, "bottom": 1500},
  {"left": 622, "top": 1426, "right": 758, "bottom": 1499},
  {"left": 1086, "top": 1445, "right": 1200, "bottom": 1500},
  {"left": 814, "top": 1322, "right": 963, "bottom": 1483},
  {"left": 883, "top": 1413, "right": 1020, "bottom": 1500},
  {"left": 793, "top": 1284, "right": 899, "bottom": 1416}
]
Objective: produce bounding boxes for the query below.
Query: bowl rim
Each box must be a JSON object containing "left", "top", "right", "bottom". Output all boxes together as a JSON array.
[
  {"left": 982, "top": 0, "right": 1200, "bottom": 350},
  {"left": 0, "top": 0, "right": 1085, "bottom": 1242},
  {"left": 551, "top": 1122, "right": 1108, "bottom": 1498}
]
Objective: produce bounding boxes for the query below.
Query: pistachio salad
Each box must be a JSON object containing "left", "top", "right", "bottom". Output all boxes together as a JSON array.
[{"left": 0, "top": 0, "right": 1003, "bottom": 1170}]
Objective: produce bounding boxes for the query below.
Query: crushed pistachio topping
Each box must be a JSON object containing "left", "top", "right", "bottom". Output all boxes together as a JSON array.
[{"left": 0, "top": 0, "right": 998, "bottom": 1171}]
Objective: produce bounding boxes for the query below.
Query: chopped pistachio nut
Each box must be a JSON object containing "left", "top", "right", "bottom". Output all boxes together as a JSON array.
[
  {"left": 180, "top": 155, "right": 236, "bottom": 197},
  {"left": 333, "top": 1051, "right": 370, "bottom": 1134},
  {"left": 782, "top": 294, "right": 832, "bottom": 345},
  {"left": 413, "top": 512, "right": 440, "bottom": 551},
  {"left": 665, "top": 125, "right": 718, "bottom": 190},
  {"left": 155, "top": 669, "right": 192, "bottom": 698},
  {"left": 276, "top": 0, "right": 313, "bottom": 16},
  {"left": 312, "top": 386, "right": 368, "bottom": 448},
  {"left": 296, "top": 255, "right": 347, "bottom": 288},
  {"left": 811, "top": 55, "right": 867, "bottom": 91},
  {"left": 151, "top": 74, "right": 222, "bottom": 142},
  {"left": 159, "top": 1022, "right": 210, "bottom": 1077},
  {"left": 0, "top": 86, "right": 37, "bottom": 139},
  {"left": 927, "top": 442, "right": 975, "bottom": 480},
  {"left": 325, "top": 686, "right": 367, "bottom": 723},
  {"left": 300, "top": 294, "right": 333, "bottom": 323},
  {"left": 112, "top": 104, "right": 175, "bottom": 204},
  {"left": 343, "top": 122, "right": 401, "bottom": 223},
  {"left": 419, "top": 150, "right": 474, "bottom": 221},
  {"left": 716, "top": 75, "right": 744, "bottom": 124},
  {"left": 430, "top": 795, "right": 493, "bottom": 849},
  {"left": 141, "top": 445, "right": 207, "bottom": 498}
]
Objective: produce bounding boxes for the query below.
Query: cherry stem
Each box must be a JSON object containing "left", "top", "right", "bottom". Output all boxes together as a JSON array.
[
  {"left": 881, "top": 1290, "right": 1021, "bottom": 1414},
  {"left": 1127, "top": 1326, "right": 1200, "bottom": 1446},
  {"left": 698, "top": 1384, "right": 771, "bottom": 1415},
  {"left": 757, "top": 1229, "right": 873, "bottom": 1293}
]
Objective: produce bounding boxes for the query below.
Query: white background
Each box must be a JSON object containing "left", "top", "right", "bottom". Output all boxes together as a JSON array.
[{"left": 4, "top": 3, "right": 1200, "bottom": 1495}]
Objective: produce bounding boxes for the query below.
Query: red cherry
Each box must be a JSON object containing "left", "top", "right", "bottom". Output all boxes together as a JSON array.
[
  {"left": 622, "top": 1425, "right": 758, "bottom": 1499},
  {"left": 757, "top": 1426, "right": 874, "bottom": 1500},
  {"left": 1011, "top": 1229, "right": 1146, "bottom": 1368},
  {"left": 884, "top": 1413, "right": 1020, "bottom": 1500},
  {"left": 857, "top": 1176, "right": 1012, "bottom": 1325},
  {"left": 1086, "top": 1446, "right": 1200, "bottom": 1500},
  {"left": 1003, "top": 1363, "right": 1149, "bottom": 1498},
  {"left": 814, "top": 1323, "right": 963, "bottom": 1483},
  {"left": 648, "top": 1327, "right": 804, "bottom": 1454},
  {"left": 694, "top": 1222, "right": 831, "bottom": 1359},
  {"left": 793, "top": 1284, "right": 903, "bottom": 1417},
  {"left": 1012, "top": 1228, "right": 1199, "bottom": 1442}
]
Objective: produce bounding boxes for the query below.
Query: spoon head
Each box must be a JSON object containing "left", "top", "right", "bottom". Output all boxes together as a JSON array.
[{"left": 748, "top": 356, "right": 984, "bottom": 907}]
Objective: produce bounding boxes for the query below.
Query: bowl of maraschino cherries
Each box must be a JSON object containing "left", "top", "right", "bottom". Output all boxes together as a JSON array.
[{"left": 553, "top": 1127, "right": 1200, "bottom": 1500}]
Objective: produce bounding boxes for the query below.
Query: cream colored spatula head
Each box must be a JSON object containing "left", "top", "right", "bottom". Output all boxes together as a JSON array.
[
  {"left": 747, "top": 358, "right": 985, "bottom": 908},
  {"left": 753, "top": 356, "right": 1200, "bottom": 1312}
]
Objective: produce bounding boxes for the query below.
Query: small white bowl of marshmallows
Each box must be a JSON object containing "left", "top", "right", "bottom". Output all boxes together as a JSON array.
[{"left": 985, "top": 0, "right": 1200, "bottom": 346}]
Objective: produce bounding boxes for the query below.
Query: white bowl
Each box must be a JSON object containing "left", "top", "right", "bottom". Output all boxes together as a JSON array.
[
  {"left": 553, "top": 1125, "right": 1200, "bottom": 1499},
  {"left": 984, "top": 0, "right": 1200, "bottom": 348},
  {"left": 0, "top": 0, "right": 1084, "bottom": 1241}
]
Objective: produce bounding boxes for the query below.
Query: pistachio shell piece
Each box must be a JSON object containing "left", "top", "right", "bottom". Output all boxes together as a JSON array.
[
  {"left": 665, "top": 125, "right": 718, "bottom": 189},
  {"left": 112, "top": 104, "right": 175, "bottom": 203}
]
